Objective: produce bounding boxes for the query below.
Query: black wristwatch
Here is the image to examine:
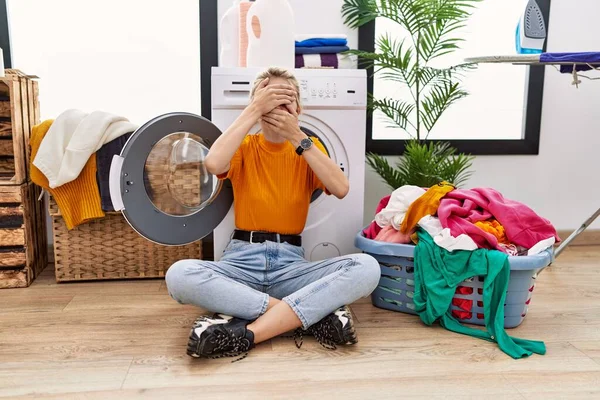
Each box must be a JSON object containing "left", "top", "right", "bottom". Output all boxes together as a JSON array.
[{"left": 295, "top": 137, "right": 313, "bottom": 155}]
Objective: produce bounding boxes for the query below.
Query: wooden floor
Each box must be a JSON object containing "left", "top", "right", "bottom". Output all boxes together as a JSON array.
[{"left": 1, "top": 246, "right": 600, "bottom": 399}]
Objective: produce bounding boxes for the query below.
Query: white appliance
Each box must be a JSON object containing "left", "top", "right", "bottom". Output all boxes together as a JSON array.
[
  {"left": 108, "top": 67, "right": 366, "bottom": 261},
  {"left": 211, "top": 67, "right": 366, "bottom": 260}
]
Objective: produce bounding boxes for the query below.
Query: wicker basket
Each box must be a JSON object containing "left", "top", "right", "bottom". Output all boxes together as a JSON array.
[{"left": 49, "top": 197, "right": 201, "bottom": 282}]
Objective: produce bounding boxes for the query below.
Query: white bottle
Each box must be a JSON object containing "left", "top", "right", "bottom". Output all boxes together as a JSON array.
[
  {"left": 219, "top": 0, "right": 241, "bottom": 67},
  {"left": 245, "top": 0, "right": 295, "bottom": 69}
]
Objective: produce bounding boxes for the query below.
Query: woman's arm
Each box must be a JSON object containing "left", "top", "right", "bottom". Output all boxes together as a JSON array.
[
  {"left": 295, "top": 132, "right": 349, "bottom": 199},
  {"left": 261, "top": 107, "right": 350, "bottom": 199},
  {"left": 204, "top": 104, "right": 260, "bottom": 176},
  {"left": 205, "top": 78, "right": 297, "bottom": 176}
]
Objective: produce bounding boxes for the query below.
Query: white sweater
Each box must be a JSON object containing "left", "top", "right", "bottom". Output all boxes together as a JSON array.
[{"left": 33, "top": 109, "right": 138, "bottom": 188}]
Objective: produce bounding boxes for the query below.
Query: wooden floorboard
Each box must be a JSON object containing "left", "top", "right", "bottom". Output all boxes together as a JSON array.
[{"left": 1, "top": 246, "right": 599, "bottom": 399}]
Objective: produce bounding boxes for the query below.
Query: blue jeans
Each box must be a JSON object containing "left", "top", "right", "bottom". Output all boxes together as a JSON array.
[{"left": 165, "top": 239, "right": 381, "bottom": 329}]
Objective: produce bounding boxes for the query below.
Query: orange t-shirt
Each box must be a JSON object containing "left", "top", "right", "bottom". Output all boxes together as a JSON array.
[{"left": 218, "top": 133, "right": 329, "bottom": 235}]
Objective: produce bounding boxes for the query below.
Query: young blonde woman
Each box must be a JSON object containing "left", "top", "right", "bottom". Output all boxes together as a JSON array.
[{"left": 165, "top": 67, "right": 380, "bottom": 360}]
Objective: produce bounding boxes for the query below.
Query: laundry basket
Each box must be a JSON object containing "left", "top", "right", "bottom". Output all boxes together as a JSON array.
[{"left": 355, "top": 231, "right": 553, "bottom": 328}]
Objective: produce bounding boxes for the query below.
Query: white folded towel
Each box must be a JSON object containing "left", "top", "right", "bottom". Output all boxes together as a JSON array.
[
  {"left": 295, "top": 34, "right": 347, "bottom": 41},
  {"left": 33, "top": 109, "right": 138, "bottom": 188}
]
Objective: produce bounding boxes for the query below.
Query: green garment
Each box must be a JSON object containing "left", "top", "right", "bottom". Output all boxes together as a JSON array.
[{"left": 413, "top": 229, "right": 546, "bottom": 359}]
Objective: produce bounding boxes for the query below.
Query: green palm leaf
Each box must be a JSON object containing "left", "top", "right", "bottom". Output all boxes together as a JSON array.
[
  {"left": 371, "top": 96, "right": 417, "bottom": 133},
  {"left": 418, "top": 18, "right": 468, "bottom": 61},
  {"left": 420, "top": 81, "right": 469, "bottom": 134},
  {"left": 366, "top": 152, "right": 407, "bottom": 189},
  {"left": 342, "top": 0, "right": 430, "bottom": 37},
  {"left": 417, "top": 63, "right": 474, "bottom": 87}
]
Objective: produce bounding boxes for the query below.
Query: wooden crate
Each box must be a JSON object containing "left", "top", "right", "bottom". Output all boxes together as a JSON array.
[
  {"left": 48, "top": 197, "right": 201, "bottom": 282},
  {"left": 0, "top": 70, "right": 39, "bottom": 186},
  {"left": 0, "top": 182, "right": 48, "bottom": 288}
]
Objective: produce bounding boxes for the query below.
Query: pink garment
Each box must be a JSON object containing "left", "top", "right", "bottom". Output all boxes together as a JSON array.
[
  {"left": 363, "top": 195, "right": 391, "bottom": 239},
  {"left": 374, "top": 225, "right": 413, "bottom": 244},
  {"left": 437, "top": 187, "right": 560, "bottom": 251}
]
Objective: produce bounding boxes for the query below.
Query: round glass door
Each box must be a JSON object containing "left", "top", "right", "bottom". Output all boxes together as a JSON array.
[
  {"left": 115, "top": 112, "right": 233, "bottom": 246},
  {"left": 143, "top": 132, "right": 221, "bottom": 217}
]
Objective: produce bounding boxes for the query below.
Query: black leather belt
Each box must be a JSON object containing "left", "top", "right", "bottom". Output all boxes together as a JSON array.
[{"left": 232, "top": 230, "right": 302, "bottom": 246}]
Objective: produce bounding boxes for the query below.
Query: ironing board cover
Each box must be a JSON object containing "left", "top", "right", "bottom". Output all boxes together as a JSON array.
[
  {"left": 465, "top": 51, "right": 600, "bottom": 67},
  {"left": 465, "top": 52, "right": 600, "bottom": 77}
]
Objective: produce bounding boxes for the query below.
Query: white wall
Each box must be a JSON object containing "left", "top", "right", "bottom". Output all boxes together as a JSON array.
[
  {"left": 365, "top": 0, "right": 600, "bottom": 231},
  {"left": 8, "top": 0, "right": 201, "bottom": 124}
]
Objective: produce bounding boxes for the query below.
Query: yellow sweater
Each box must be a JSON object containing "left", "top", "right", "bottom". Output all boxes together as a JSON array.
[
  {"left": 400, "top": 181, "right": 455, "bottom": 234},
  {"left": 218, "top": 134, "right": 328, "bottom": 235},
  {"left": 30, "top": 120, "right": 104, "bottom": 229}
]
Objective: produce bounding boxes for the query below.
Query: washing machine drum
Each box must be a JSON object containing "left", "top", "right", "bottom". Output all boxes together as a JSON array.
[
  {"left": 109, "top": 112, "right": 233, "bottom": 246},
  {"left": 144, "top": 131, "right": 216, "bottom": 216}
]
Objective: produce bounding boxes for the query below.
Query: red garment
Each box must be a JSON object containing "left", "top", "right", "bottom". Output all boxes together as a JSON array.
[
  {"left": 452, "top": 286, "right": 473, "bottom": 319},
  {"left": 437, "top": 187, "right": 560, "bottom": 251},
  {"left": 452, "top": 310, "right": 472, "bottom": 319},
  {"left": 363, "top": 195, "right": 391, "bottom": 239},
  {"left": 452, "top": 298, "right": 473, "bottom": 311},
  {"left": 455, "top": 286, "right": 473, "bottom": 295}
]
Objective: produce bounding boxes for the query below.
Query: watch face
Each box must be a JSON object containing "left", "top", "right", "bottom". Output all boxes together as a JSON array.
[{"left": 301, "top": 138, "right": 313, "bottom": 149}]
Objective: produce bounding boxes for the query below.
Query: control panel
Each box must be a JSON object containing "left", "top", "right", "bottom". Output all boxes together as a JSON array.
[
  {"left": 212, "top": 68, "right": 367, "bottom": 109},
  {"left": 298, "top": 77, "right": 366, "bottom": 107}
]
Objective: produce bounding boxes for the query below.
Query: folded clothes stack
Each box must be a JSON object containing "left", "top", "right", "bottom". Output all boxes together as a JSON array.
[{"left": 294, "top": 34, "right": 357, "bottom": 69}]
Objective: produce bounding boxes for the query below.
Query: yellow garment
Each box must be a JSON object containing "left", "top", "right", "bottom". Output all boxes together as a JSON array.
[
  {"left": 217, "top": 133, "right": 328, "bottom": 235},
  {"left": 30, "top": 120, "right": 105, "bottom": 229},
  {"left": 475, "top": 219, "right": 510, "bottom": 245},
  {"left": 400, "top": 181, "right": 455, "bottom": 234}
]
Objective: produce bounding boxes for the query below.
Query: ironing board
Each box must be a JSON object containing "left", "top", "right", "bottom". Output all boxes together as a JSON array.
[{"left": 464, "top": 52, "right": 600, "bottom": 258}]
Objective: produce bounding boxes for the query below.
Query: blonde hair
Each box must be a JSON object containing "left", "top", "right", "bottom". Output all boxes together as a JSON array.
[{"left": 250, "top": 66, "right": 301, "bottom": 109}]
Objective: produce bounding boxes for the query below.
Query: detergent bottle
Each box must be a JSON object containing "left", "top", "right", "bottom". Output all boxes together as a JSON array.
[
  {"left": 219, "top": 0, "right": 242, "bottom": 67},
  {"left": 245, "top": 0, "right": 295, "bottom": 69}
]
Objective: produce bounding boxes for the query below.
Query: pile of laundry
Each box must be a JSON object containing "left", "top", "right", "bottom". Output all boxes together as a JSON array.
[
  {"left": 363, "top": 181, "right": 560, "bottom": 256},
  {"left": 363, "top": 181, "right": 560, "bottom": 359},
  {"left": 30, "top": 109, "right": 137, "bottom": 230},
  {"left": 294, "top": 34, "right": 357, "bottom": 69}
]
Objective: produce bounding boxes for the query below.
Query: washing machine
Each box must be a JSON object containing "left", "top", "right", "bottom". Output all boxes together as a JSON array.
[{"left": 108, "top": 67, "right": 366, "bottom": 261}]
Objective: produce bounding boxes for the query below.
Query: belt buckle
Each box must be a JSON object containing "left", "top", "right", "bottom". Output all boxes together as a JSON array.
[{"left": 249, "top": 231, "right": 256, "bottom": 244}]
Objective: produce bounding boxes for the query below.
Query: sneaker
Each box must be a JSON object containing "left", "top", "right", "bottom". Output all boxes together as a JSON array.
[
  {"left": 293, "top": 305, "right": 358, "bottom": 350},
  {"left": 187, "top": 313, "right": 255, "bottom": 361}
]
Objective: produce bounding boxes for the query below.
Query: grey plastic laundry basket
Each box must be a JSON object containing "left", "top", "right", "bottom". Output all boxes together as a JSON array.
[{"left": 355, "top": 230, "right": 553, "bottom": 328}]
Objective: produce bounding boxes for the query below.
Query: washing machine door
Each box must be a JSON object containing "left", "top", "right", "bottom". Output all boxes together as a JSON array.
[{"left": 108, "top": 112, "right": 232, "bottom": 246}]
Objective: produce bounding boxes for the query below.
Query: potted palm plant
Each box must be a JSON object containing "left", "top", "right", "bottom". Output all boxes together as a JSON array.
[{"left": 341, "top": 0, "right": 481, "bottom": 190}]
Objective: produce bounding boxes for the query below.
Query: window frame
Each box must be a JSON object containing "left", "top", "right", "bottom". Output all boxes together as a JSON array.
[{"left": 360, "top": 0, "right": 552, "bottom": 156}]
